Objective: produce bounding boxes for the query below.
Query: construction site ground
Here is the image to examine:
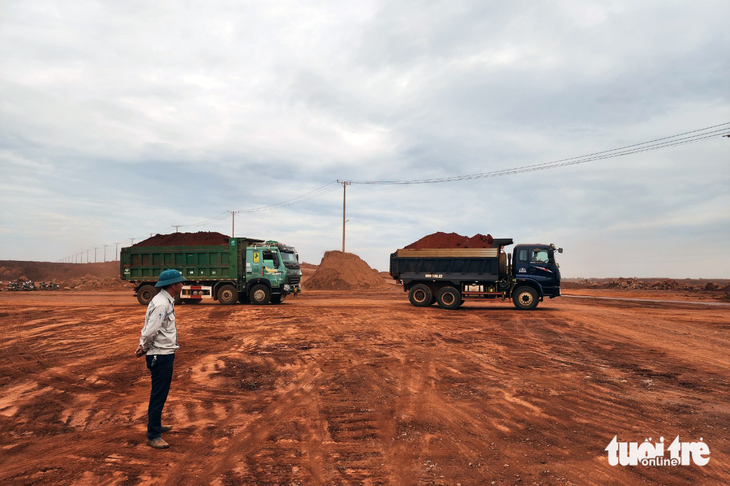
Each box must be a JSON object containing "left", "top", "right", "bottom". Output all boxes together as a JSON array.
[{"left": 1, "top": 288, "right": 728, "bottom": 485}]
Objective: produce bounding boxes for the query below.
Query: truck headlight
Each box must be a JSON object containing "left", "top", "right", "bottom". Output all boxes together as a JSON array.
[{"left": 284, "top": 284, "right": 290, "bottom": 291}]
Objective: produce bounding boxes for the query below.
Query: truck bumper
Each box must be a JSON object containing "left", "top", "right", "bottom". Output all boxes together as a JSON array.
[{"left": 282, "top": 284, "right": 301, "bottom": 295}]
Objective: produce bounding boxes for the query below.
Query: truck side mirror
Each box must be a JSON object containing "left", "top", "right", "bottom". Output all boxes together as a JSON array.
[{"left": 558, "top": 248, "right": 563, "bottom": 254}]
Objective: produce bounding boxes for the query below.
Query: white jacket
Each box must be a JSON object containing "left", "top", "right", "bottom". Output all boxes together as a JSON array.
[{"left": 139, "top": 289, "right": 179, "bottom": 355}]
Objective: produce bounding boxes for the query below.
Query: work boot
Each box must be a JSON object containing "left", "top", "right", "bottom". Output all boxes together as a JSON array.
[
  {"left": 161, "top": 425, "right": 173, "bottom": 433},
  {"left": 147, "top": 437, "right": 170, "bottom": 449}
]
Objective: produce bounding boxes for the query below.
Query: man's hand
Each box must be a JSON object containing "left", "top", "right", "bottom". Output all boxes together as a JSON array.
[{"left": 135, "top": 345, "right": 145, "bottom": 358}]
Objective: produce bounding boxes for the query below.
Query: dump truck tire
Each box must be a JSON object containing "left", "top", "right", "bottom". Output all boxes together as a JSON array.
[
  {"left": 218, "top": 285, "right": 238, "bottom": 305},
  {"left": 250, "top": 284, "right": 271, "bottom": 305},
  {"left": 436, "top": 286, "right": 461, "bottom": 310},
  {"left": 137, "top": 285, "right": 158, "bottom": 306},
  {"left": 513, "top": 286, "right": 538, "bottom": 310},
  {"left": 408, "top": 284, "right": 432, "bottom": 307}
]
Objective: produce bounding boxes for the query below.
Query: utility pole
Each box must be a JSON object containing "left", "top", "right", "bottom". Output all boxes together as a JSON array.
[
  {"left": 173, "top": 225, "right": 181, "bottom": 233},
  {"left": 130, "top": 238, "right": 135, "bottom": 245},
  {"left": 337, "top": 180, "right": 351, "bottom": 253},
  {"left": 87, "top": 249, "right": 90, "bottom": 263},
  {"left": 115, "top": 243, "right": 121, "bottom": 261},
  {"left": 103, "top": 244, "right": 108, "bottom": 262},
  {"left": 228, "top": 211, "right": 239, "bottom": 238},
  {"left": 94, "top": 247, "right": 99, "bottom": 263}
]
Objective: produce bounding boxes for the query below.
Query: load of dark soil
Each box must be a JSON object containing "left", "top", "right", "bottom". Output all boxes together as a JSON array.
[
  {"left": 304, "top": 251, "right": 388, "bottom": 291},
  {"left": 133, "top": 231, "right": 230, "bottom": 247},
  {"left": 405, "top": 232, "right": 494, "bottom": 249}
]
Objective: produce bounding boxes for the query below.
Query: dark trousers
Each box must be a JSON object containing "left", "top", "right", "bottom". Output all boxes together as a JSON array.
[{"left": 146, "top": 353, "right": 175, "bottom": 440}]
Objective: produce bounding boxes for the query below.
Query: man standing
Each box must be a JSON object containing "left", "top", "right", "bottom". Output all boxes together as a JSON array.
[{"left": 135, "top": 269, "right": 185, "bottom": 449}]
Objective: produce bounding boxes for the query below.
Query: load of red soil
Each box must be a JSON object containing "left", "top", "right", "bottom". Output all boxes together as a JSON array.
[
  {"left": 304, "top": 251, "right": 388, "bottom": 291},
  {"left": 405, "top": 232, "right": 494, "bottom": 249},
  {"left": 133, "top": 231, "right": 230, "bottom": 247}
]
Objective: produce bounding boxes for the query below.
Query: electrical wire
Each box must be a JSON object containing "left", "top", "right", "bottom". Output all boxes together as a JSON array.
[
  {"left": 233, "top": 180, "right": 341, "bottom": 213},
  {"left": 350, "top": 122, "right": 730, "bottom": 185},
  {"left": 59, "top": 123, "right": 728, "bottom": 259}
]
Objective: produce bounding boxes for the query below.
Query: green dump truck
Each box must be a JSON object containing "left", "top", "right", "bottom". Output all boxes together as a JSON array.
[{"left": 120, "top": 232, "right": 301, "bottom": 305}]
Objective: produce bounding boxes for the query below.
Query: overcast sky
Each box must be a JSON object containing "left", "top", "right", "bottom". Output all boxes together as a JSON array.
[{"left": 1, "top": 1, "right": 729, "bottom": 278}]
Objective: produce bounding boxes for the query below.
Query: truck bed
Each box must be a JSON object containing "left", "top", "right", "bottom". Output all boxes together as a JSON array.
[
  {"left": 121, "top": 244, "right": 237, "bottom": 282},
  {"left": 390, "top": 248, "right": 508, "bottom": 284}
]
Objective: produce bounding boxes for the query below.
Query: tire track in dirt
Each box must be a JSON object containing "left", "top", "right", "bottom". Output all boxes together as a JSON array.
[{"left": 1, "top": 292, "right": 728, "bottom": 485}]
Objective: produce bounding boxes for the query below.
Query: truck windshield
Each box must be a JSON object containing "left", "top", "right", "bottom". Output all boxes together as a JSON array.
[
  {"left": 531, "top": 250, "right": 550, "bottom": 264},
  {"left": 281, "top": 252, "right": 298, "bottom": 263}
]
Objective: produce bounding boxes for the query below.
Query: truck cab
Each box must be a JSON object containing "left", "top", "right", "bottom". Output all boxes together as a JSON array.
[
  {"left": 244, "top": 241, "right": 302, "bottom": 304},
  {"left": 512, "top": 244, "right": 562, "bottom": 305}
]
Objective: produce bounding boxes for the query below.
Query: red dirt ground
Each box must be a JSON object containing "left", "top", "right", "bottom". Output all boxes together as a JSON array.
[{"left": 1, "top": 286, "right": 728, "bottom": 485}]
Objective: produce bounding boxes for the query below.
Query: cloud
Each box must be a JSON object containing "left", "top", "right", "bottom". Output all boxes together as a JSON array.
[{"left": 1, "top": 0, "right": 728, "bottom": 277}]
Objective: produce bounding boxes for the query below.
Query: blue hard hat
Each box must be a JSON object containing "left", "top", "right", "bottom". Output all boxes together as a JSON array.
[{"left": 155, "top": 269, "right": 185, "bottom": 287}]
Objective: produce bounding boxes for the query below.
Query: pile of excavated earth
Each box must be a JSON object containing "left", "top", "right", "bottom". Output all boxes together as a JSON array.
[
  {"left": 0, "top": 261, "right": 128, "bottom": 290},
  {"left": 303, "top": 251, "right": 389, "bottom": 291},
  {"left": 564, "top": 277, "right": 730, "bottom": 298}
]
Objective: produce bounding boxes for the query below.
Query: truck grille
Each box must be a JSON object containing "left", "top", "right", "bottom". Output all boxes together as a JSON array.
[{"left": 288, "top": 276, "right": 301, "bottom": 285}]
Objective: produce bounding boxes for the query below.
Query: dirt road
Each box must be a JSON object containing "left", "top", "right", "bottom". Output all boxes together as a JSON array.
[{"left": 1, "top": 290, "right": 728, "bottom": 485}]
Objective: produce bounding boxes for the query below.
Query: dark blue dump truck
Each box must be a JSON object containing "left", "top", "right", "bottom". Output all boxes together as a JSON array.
[{"left": 389, "top": 238, "right": 562, "bottom": 310}]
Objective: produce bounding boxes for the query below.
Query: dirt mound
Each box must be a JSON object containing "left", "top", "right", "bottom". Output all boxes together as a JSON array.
[
  {"left": 0, "top": 261, "right": 120, "bottom": 284},
  {"left": 133, "top": 231, "right": 230, "bottom": 247},
  {"left": 304, "top": 251, "right": 388, "bottom": 291},
  {"left": 606, "top": 278, "right": 683, "bottom": 290},
  {"left": 405, "top": 232, "right": 494, "bottom": 249},
  {"left": 563, "top": 278, "right": 730, "bottom": 294},
  {"left": 299, "top": 263, "right": 318, "bottom": 277}
]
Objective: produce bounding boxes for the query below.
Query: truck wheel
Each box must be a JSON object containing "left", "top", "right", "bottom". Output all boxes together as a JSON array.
[
  {"left": 137, "top": 285, "right": 158, "bottom": 305},
  {"left": 408, "top": 284, "right": 432, "bottom": 307},
  {"left": 250, "top": 284, "right": 271, "bottom": 305},
  {"left": 513, "top": 287, "right": 538, "bottom": 310},
  {"left": 218, "top": 285, "right": 238, "bottom": 305},
  {"left": 436, "top": 286, "right": 461, "bottom": 310}
]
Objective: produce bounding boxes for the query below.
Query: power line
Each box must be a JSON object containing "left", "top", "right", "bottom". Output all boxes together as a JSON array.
[
  {"left": 350, "top": 122, "right": 730, "bottom": 185},
  {"left": 57, "top": 123, "right": 728, "bottom": 261},
  {"left": 233, "top": 181, "right": 341, "bottom": 213}
]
